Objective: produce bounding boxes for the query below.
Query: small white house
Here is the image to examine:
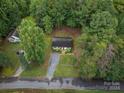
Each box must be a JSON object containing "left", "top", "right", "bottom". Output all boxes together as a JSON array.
[{"left": 8, "top": 31, "right": 20, "bottom": 43}]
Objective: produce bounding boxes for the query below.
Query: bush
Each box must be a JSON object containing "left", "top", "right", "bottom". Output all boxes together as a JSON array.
[
  {"left": 52, "top": 47, "right": 72, "bottom": 53},
  {"left": 52, "top": 47, "right": 61, "bottom": 52},
  {"left": 0, "top": 52, "right": 13, "bottom": 76}
]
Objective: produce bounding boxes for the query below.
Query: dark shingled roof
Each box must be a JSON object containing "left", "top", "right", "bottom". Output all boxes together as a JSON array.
[{"left": 52, "top": 37, "right": 73, "bottom": 48}]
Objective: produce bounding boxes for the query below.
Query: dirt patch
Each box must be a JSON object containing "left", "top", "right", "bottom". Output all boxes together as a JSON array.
[{"left": 52, "top": 26, "right": 81, "bottom": 38}]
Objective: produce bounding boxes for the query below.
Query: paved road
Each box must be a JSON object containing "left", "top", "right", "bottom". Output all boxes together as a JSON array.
[
  {"left": 0, "top": 78, "right": 123, "bottom": 90},
  {"left": 46, "top": 53, "right": 60, "bottom": 80}
]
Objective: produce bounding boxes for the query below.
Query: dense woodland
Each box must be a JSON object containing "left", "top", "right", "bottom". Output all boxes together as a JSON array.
[{"left": 0, "top": 0, "right": 124, "bottom": 81}]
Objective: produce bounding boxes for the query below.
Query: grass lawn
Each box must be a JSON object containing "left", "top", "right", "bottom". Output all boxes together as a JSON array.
[
  {"left": 0, "top": 89, "right": 123, "bottom": 93},
  {"left": 54, "top": 54, "right": 79, "bottom": 77},
  {"left": 21, "top": 63, "right": 47, "bottom": 77},
  {"left": 0, "top": 41, "right": 21, "bottom": 76}
]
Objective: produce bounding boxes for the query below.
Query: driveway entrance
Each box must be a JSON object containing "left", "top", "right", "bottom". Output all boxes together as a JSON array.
[{"left": 46, "top": 53, "right": 60, "bottom": 80}]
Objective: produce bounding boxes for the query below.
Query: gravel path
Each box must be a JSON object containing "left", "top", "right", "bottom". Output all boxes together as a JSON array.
[{"left": 13, "top": 66, "right": 24, "bottom": 77}]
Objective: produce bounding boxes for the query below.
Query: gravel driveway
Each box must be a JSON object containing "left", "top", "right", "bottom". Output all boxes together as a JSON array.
[{"left": 46, "top": 53, "right": 60, "bottom": 80}]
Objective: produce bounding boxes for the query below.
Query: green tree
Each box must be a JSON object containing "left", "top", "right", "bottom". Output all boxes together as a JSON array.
[
  {"left": 43, "top": 15, "right": 53, "bottom": 34},
  {"left": 84, "top": 11, "right": 118, "bottom": 41},
  {"left": 117, "top": 13, "right": 124, "bottom": 34},
  {"left": 0, "top": 0, "right": 30, "bottom": 38},
  {"left": 30, "top": 0, "right": 49, "bottom": 27},
  {"left": 90, "top": 11, "right": 118, "bottom": 30},
  {"left": 15, "top": 0, "right": 30, "bottom": 17},
  {"left": 113, "top": 0, "right": 124, "bottom": 13},
  {"left": 19, "top": 17, "right": 46, "bottom": 64},
  {"left": 80, "top": 57, "right": 97, "bottom": 80},
  {"left": 0, "top": 52, "right": 12, "bottom": 75},
  {"left": 66, "top": 18, "right": 77, "bottom": 28},
  {"left": 30, "top": 0, "right": 85, "bottom": 28},
  {"left": 78, "top": 33, "right": 107, "bottom": 79},
  {"left": 0, "top": 0, "right": 21, "bottom": 37},
  {"left": 80, "top": 0, "right": 117, "bottom": 25},
  {"left": 78, "top": 2, "right": 119, "bottom": 80},
  {"left": 106, "top": 36, "right": 124, "bottom": 81}
]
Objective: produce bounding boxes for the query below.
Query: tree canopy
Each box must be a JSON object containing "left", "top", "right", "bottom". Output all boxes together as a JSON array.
[
  {"left": 0, "top": 0, "right": 124, "bottom": 81},
  {"left": 0, "top": 0, "right": 30, "bottom": 38},
  {"left": 77, "top": 0, "right": 124, "bottom": 80},
  {"left": 19, "top": 17, "right": 46, "bottom": 64}
]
